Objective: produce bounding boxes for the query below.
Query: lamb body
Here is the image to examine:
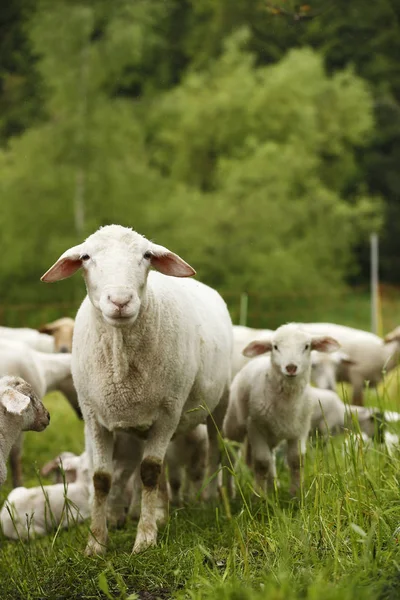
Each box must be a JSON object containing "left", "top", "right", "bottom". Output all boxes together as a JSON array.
[
  {"left": 42, "top": 224, "right": 232, "bottom": 555},
  {"left": 0, "top": 376, "right": 50, "bottom": 486},
  {"left": 0, "top": 452, "right": 90, "bottom": 539},
  {"left": 223, "top": 324, "right": 339, "bottom": 492},
  {"left": 0, "top": 326, "right": 54, "bottom": 353}
]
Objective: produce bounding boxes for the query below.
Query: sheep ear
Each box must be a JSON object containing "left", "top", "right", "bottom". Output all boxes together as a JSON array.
[
  {"left": 38, "top": 322, "right": 57, "bottom": 334},
  {"left": 1, "top": 390, "right": 30, "bottom": 415},
  {"left": 148, "top": 243, "right": 196, "bottom": 278},
  {"left": 336, "top": 351, "right": 356, "bottom": 366},
  {"left": 243, "top": 339, "right": 273, "bottom": 358},
  {"left": 311, "top": 336, "right": 340, "bottom": 353},
  {"left": 384, "top": 328, "right": 400, "bottom": 344},
  {"left": 41, "top": 245, "right": 85, "bottom": 283}
]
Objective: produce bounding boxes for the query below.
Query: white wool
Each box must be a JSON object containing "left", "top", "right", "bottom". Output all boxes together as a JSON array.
[
  {"left": 0, "top": 326, "right": 55, "bottom": 353},
  {"left": 223, "top": 323, "right": 339, "bottom": 493},
  {"left": 302, "top": 323, "right": 400, "bottom": 405},
  {"left": 0, "top": 453, "right": 90, "bottom": 539},
  {"left": 0, "top": 376, "right": 50, "bottom": 486},
  {"left": 42, "top": 224, "right": 232, "bottom": 555}
]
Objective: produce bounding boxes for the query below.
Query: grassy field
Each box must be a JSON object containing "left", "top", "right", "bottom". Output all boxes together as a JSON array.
[{"left": 1, "top": 379, "right": 400, "bottom": 600}]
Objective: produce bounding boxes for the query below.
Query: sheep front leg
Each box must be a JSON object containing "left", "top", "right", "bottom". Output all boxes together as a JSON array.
[
  {"left": 248, "top": 421, "right": 276, "bottom": 493},
  {"left": 133, "top": 417, "right": 177, "bottom": 554},
  {"left": 85, "top": 421, "right": 114, "bottom": 556},
  {"left": 287, "top": 438, "right": 305, "bottom": 495}
]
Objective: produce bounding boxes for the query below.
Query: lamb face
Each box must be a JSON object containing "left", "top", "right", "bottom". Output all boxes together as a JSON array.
[{"left": 41, "top": 225, "right": 195, "bottom": 329}]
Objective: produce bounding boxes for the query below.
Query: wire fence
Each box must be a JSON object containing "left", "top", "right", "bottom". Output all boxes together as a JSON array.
[{"left": 1, "top": 285, "right": 400, "bottom": 335}]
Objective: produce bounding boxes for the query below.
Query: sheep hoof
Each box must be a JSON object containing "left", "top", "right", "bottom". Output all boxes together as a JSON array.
[
  {"left": 132, "top": 530, "right": 157, "bottom": 554},
  {"left": 85, "top": 538, "right": 107, "bottom": 556}
]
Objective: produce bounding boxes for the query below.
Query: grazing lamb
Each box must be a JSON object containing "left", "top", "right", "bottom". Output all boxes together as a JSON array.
[
  {"left": 0, "top": 339, "right": 73, "bottom": 488},
  {"left": 166, "top": 424, "right": 209, "bottom": 505},
  {"left": 0, "top": 452, "right": 90, "bottom": 539},
  {"left": 0, "top": 326, "right": 54, "bottom": 353},
  {"left": 302, "top": 323, "right": 400, "bottom": 405},
  {"left": 41, "top": 224, "right": 232, "bottom": 555},
  {"left": 223, "top": 324, "right": 339, "bottom": 493},
  {"left": 0, "top": 376, "right": 50, "bottom": 486},
  {"left": 309, "top": 387, "right": 385, "bottom": 441},
  {"left": 39, "top": 317, "right": 75, "bottom": 353}
]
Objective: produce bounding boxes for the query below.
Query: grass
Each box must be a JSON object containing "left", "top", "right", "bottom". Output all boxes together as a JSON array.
[{"left": 1, "top": 380, "right": 400, "bottom": 600}]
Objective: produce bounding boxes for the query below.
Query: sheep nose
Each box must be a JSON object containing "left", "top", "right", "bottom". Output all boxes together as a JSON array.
[
  {"left": 286, "top": 364, "right": 297, "bottom": 375},
  {"left": 108, "top": 294, "right": 132, "bottom": 309},
  {"left": 46, "top": 410, "right": 51, "bottom": 422},
  {"left": 59, "top": 346, "right": 69, "bottom": 353}
]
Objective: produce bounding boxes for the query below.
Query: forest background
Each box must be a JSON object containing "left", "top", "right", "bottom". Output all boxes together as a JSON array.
[{"left": 1, "top": 0, "right": 399, "bottom": 329}]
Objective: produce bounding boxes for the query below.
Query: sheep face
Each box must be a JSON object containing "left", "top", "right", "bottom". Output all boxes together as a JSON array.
[
  {"left": 243, "top": 323, "right": 340, "bottom": 379},
  {"left": 41, "top": 225, "right": 196, "bottom": 329},
  {"left": 311, "top": 351, "right": 356, "bottom": 391},
  {"left": 39, "top": 318, "right": 74, "bottom": 353},
  {"left": 0, "top": 376, "right": 50, "bottom": 431}
]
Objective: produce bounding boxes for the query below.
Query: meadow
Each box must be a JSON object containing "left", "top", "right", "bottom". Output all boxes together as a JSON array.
[{"left": 1, "top": 293, "right": 400, "bottom": 600}]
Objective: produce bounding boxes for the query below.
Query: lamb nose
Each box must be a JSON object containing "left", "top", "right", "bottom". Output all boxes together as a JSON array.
[
  {"left": 108, "top": 295, "right": 131, "bottom": 309},
  {"left": 286, "top": 364, "right": 297, "bottom": 374}
]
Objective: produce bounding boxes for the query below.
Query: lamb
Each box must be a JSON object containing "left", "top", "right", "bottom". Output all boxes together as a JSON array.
[
  {"left": 0, "top": 376, "right": 50, "bottom": 486},
  {"left": 166, "top": 424, "right": 209, "bottom": 505},
  {"left": 38, "top": 317, "right": 75, "bottom": 353},
  {"left": 0, "top": 452, "right": 90, "bottom": 539},
  {"left": 302, "top": 323, "right": 400, "bottom": 405},
  {"left": 0, "top": 339, "right": 74, "bottom": 487},
  {"left": 41, "top": 224, "right": 233, "bottom": 555},
  {"left": 0, "top": 326, "right": 54, "bottom": 353},
  {"left": 309, "top": 387, "right": 385, "bottom": 441},
  {"left": 223, "top": 324, "right": 339, "bottom": 493}
]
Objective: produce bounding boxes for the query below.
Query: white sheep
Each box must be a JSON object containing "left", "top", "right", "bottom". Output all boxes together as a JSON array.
[
  {"left": 223, "top": 323, "right": 339, "bottom": 493},
  {"left": 0, "top": 376, "right": 50, "bottom": 486},
  {"left": 38, "top": 317, "right": 75, "bottom": 353},
  {"left": 0, "top": 326, "right": 55, "bottom": 353},
  {"left": 309, "top": 387, "right": 385, "bottom": 440},
  {"left": 0, "top": 339, "right": 74, "bottom": 488},
  {"left": 41, "top": 224, "right": 233, "bottom": 555},
  {"left": 0, "top": 452, "right": 90, "bottom": 539},
  {"left": 302, "top": 323, "right": 400, "bottom": 405},
  {"left": 166, "top": 424, "right": 209, "bottom": 505}
]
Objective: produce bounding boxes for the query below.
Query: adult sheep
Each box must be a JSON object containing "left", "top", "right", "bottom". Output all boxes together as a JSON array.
[{"left": 41, "top": 224, "right": 233, "bottom": 555}]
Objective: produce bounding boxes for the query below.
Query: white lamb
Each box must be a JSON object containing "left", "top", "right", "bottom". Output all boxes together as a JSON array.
[
  {"left": 309, "top": 387, "right": 385, "bottom": 440},
  {"left": 0, "top": 339, "right": 73, "bottom": 488},
  {"left": 0, "top": 326, "right": 55, "bottom": 353},
  {"left": 302, "top": 323, "right": 400, "bottom": 405},
  {"left": 0, "top": 376, "right": 50, "bottom": 486},
  {"left": 223, "top": 324, "right": 339, "bottom": 493},
  {"left": 0, "top": 452, "right": 90, "bottom": 540},
  {"left": 41, "top": 224, "right": 232, "bottom": 555}
]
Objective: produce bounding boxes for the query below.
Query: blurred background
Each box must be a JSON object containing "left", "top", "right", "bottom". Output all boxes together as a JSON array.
[{"left": 1, "top": 0, "right": 399, "bottom": 332}]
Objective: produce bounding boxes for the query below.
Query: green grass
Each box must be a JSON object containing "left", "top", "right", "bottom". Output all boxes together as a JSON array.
[{"left": 1, "top": 383, "right": 400, "bottom": 600}]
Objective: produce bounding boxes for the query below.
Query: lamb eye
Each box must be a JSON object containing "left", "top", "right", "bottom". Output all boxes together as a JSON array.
[
  {"left": 273, "top": 344, "right": 278, "bottom": 351},
  {"left": 143, "top": 251, "right": 152, "bottom": 260},
  {"left": 80, "top": 254, "right": 90, "bottom": 261},
  {"left": 305, "top": 344, "right": 310, "bottom": 350}
]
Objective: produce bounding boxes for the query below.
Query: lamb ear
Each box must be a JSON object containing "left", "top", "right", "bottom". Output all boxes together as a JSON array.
[
  {"left": 1, "top": 390, "right": 30, "bottom": 415},
  {"left": 148, "top": 243, "right": 196, "bottom": 278},
  {"left": 384, "top": 327, "right": 400, "bottom": 344},
  {"left": 41, "top": 244, "right": 85, "bottom": 283},
  {"left": 243, "top": 339, "right": 273, "bottom": 358},
  {"left": 311, "top": 336, "right": 340, "bottom": 354}
]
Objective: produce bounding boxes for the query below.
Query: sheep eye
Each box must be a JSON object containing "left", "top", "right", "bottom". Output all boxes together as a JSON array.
[
  {"left": 304, "top": 344, "right": 310, "bottom": 350},
  {"left": 143, "top": 251, "right": 152, "bottom": 260},
  {"left": 273, "top": 344, "right": 278, "bottom": 351},
  {"left": 80, "top": 254, "right": 90, "bottom": 261}
]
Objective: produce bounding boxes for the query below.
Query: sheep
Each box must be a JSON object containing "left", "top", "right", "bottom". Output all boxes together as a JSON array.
[
  {"left": 310, "top": 350, "right": 356, "bottom": 391},
  {"left": 309, "top": 387, "right": 385, "bottom": 441},
  {"left": 0, "top": 376, "right": 50, "bottom": 486},
  {"left": 166, "top": 424, "right": 209, "bottom": 505},
  {"left": 302, "top": 323, "right": 400, "bottom": 406},
  {"left": 38, "top": 317, "right": 75, "bottom": 353},
  {"left": 41, "top": 451, "right": 79, "bottom": 484},
  {"left": 223, "top": 323, "right": 339, "bottom": 494},
  {"left": 0, "top": 452, "right": 90, "bottom": 539},
  {"left": 0, "top": 326, "right": 54, "bottom": 353},
  {"left": 41, "top": 224, "right": 233, "bottom": 555},
  {"left": 0, "top": 339, "right": 74, "bottom": 487}
]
